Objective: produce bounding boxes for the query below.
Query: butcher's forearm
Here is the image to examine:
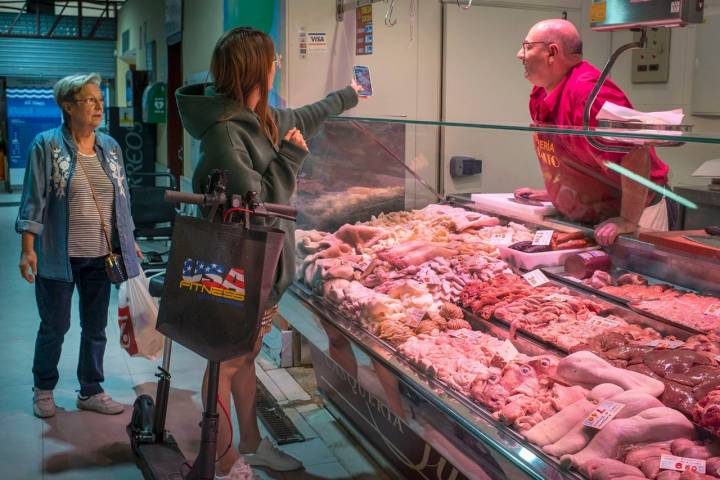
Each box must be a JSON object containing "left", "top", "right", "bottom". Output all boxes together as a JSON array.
[{"left": 620, "top": 148, "right": 651, "bottom": 225}]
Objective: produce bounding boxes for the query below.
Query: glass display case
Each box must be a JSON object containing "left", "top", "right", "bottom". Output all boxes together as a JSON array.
[{"left": 280, "top": 117, "right": 720, "bottom": 480}]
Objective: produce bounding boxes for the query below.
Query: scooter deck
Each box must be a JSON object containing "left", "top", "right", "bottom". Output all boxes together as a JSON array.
[{"left": 134, "top": 439, "right": 187, "bottom": 480}]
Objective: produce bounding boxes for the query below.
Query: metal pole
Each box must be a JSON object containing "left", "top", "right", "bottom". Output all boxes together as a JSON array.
[
  {"left": 582, "top": 29, "right": 647, "bottom": 153},
  {"left": 186, "top": 360, "right": 220, "bottom": 480}
]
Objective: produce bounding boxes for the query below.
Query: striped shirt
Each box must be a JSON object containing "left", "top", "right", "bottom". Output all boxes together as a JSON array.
[{"left": 67, "top": 153, "right": 115, "bottom": 258}]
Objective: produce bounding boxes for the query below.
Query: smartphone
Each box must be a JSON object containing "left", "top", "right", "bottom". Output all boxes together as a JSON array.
[{"left": 352, "top": 65, "right": 373, "bottom": 97}]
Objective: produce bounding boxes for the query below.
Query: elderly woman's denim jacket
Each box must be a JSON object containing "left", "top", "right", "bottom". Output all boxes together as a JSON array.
[{"left": 15, "top": 124, "right": 140, "bottom": 281}]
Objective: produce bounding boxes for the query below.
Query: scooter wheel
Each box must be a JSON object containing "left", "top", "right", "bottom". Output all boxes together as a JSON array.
[{"left": 128, "top": 394, "right": 155, "bottom": 444}]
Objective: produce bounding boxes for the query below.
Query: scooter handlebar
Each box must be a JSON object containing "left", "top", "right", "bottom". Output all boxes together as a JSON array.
[
  {"left": 263, "top": 202, "right": 298, "bottom": 219},
  {"left": 164, "top": 190, "right": 226, "bottom": 206}
]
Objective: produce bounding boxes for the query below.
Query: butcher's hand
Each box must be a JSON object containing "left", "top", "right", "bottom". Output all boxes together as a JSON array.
[
  {"left": 19, "top": 249, "right": 37, "bottom": 283},
  {"left": 134, "top": 241, "right": 145, "bottom": 261},
  {"left": 350, "top": 78, "right": 367, "bottom": 99},
  {"left": 284, "top": 128, "right": 308, "bottom": 152},
  {"left": 594, "top": 217, "right": 637, "bottom": 246},
  {"left": 514, "top": 187, "right": 550, "bottom": 202}
]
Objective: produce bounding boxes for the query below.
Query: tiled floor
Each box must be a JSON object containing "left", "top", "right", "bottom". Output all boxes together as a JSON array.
[{"left": 0, "top": 195, "right": 392, "bottom": 480}]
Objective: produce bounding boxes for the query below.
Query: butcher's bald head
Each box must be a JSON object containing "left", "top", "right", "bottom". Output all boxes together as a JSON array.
[{"left": 517, "top": 19, "right": 583, "bottom": 92}]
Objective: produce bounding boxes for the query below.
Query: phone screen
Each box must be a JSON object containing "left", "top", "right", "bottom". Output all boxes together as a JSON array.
[{"left": 352, "top": 65, "right": 373, "bottom": 97}]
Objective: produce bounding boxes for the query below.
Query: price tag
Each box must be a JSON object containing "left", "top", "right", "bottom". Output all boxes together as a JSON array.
[
  {"left": 408, "top": 308, "right": 426, "bottom": 327},
  {"left": 705, "top": 303, "right": 720, "bottom": 317},
  {"left": 544, "top": 293, "right": 575, "bottom": 302},
  {"left": 488, "top": 232, "right": 513, "bottom": 245},
  {"left": 644, "top": 339, "right": 685, "bottom": 349},
  {"left": 659, "top": 454, "right": 706, "bottom": 474},
  {"left": 523, "top": 269, "right": 550, "bottom": 287},
  {"left": 495, "top": 340, "right": 519, "bottom": 363},
  {"left": 532, "top": 230, "right": 554, "bottom": 246},
  {"left": 588, "top": 315, "right": 622, "bottom": 329},
  {"left": 583, "top": 400, "right": 624, "bottom": 429}
]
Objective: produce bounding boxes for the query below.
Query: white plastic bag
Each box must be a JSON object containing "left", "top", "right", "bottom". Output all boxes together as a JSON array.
[{"left": 118, "top": 269, "right": 163, "bottom": 360}]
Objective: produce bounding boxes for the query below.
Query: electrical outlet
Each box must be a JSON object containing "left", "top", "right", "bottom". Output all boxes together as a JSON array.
[{"left": 632, "top": 28, "right": 671, "bottom": 83}]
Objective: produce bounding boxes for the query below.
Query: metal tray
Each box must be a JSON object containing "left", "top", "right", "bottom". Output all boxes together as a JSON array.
[{"left": 542, "top": 268, "right": 710, "bottom": 337}]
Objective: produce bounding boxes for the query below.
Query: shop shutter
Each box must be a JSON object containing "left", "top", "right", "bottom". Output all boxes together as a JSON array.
[{"left": 0, "top": 38, "right": 116, "bottom": 79}]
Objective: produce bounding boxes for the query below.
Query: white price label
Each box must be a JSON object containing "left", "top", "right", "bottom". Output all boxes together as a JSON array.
[
  {"left": 705, "top": 303, "right": 720, "bottom": 317},
  {"left": 589, "top": 315, "right": 622, "bottom": 329},
  {"left": 523, "top": 269, "right": 550, "bottom": 287},
  {"left": 532, "top": 230, "right": 554, "bottom": 246},
  {"left": 488, "top": 232, "right": 513, "bottom": 245},
  {"left": 544, "top": 293, "right": 574, "bottom": 302},
  {"left": 660, "top": 454, "right": 706, "bottom": 474},
  {"left": 496, "top": 340, "right": 520, "bottom": 363},
  {"left": 583, "top": 400, "right": 624, "bottom": 429},
  {"left": 644, "top": 339, "right": 685, "bottom": 349},
  {"left": 408, "top": 308, "right": 426, "bottom": 327}
]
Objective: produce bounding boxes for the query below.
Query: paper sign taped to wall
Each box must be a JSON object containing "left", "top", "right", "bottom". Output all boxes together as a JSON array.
[{"left": 307, "top": 32, "right": 327, "bottom": 52}]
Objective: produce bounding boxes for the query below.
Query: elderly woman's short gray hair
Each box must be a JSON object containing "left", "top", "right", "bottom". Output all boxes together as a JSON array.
[{"left": 53, "top": 73, "right": 102, "bottom": 121}]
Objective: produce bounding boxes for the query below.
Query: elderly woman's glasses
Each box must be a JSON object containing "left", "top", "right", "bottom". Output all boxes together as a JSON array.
[
  {"left": 273, "top": 53, "right": 282, "bottom": 69},
  {"left": 75, "top": 96, "right": 104, "bottom": 107}
]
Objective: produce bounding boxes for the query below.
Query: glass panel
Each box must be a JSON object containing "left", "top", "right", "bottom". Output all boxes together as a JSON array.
[{"left": 331, "top": 115, "right": 720, "bottom": 146}]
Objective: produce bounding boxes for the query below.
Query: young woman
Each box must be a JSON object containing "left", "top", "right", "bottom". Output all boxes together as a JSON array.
[{"left": 176, "top": 27, "right": 361, "bottom": 477}]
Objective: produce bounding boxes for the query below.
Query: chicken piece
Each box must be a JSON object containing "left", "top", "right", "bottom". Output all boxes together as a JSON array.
[
  {"left": 524, "top": 384, "right": 621, "bottom": 447},
  {"left": 617, "top": 273, "right": 647, "bottom": 286},
  {"left": 558, "top": 351, "right": 665, "bottom": 397},
  {"left": 333, "top": 224, "right": 387, "bottom": 250},
  {"left": 579, "top": 458, "right": 645, "bottom": 480},
  {"left": 588, "top": 383, "right": 626, "bottom": 401},
  {"left": 640, "top": 456, "right": 662, "bottom": 479},
  {"left": 679, "top": 473, "right": 720, "bottom": 480},
  {"left": 706, "top": 457, "right": 720, "bottom": 477},
  {"left": 543, "top": 389, "right": 664, "bottom": 457},
  {"left": 624, "top": 444, "right": 671, "bottom": 467},
  {"left": 657, "top": 472, "right": 682, "bottom": 480},
  {"left": 561, "top": 407, "right": 696, "bottom": 469},
  {"left": 588, "top": 270, "right": 614, "bottom": 289}
]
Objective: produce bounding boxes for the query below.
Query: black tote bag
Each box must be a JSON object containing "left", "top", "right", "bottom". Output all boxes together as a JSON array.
[{"left": 156, "top": 215, "right": 285, "bottom": 361}]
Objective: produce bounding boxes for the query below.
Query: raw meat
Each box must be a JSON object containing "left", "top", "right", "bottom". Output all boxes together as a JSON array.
[
  {"left": 633, "top": 293, "right": 720, "bottom": 333},
  {"left": 657, "top": 472, "right": 682, "bottom": 480},
  {"left": 561, "top": 407, "right": 696, "bottom": 469},
  {"left": 332, "top": 224, "right": 388, "bottom": 250},
  {"left": 558, "top": 351, "right": 665, "bottom": 397},
  {"left": 693, "top": 387, "right": 720, "bottom": 435},
  {"left": 523, "top": 384, "right": 622, "bottom": 447},
  {"left": 579, "top": 458, "right": 644, "bottom": 480},
  {"left": 623, "top": 444, "right": 671, "bottom": 467},
  {"left": 543, "top": 389, "right": 664, "bottom": 457}
]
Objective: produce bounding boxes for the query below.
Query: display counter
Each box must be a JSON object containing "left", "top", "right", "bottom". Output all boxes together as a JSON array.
[{"left": 280, "top": 117, "right": 720, "bottom": 480}]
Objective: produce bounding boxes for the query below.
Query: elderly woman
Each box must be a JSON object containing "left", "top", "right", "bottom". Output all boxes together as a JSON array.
[{"left": 16, "top": 73, "right": 141, "bottom": 418}]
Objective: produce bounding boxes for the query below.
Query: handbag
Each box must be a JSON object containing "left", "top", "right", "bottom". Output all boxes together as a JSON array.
[{"left": 75, "top": 154, "right": 128, "bottom": 284}]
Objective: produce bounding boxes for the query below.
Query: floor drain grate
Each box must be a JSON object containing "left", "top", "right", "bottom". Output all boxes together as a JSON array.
[{"left": 255, "top": 381, "right": 305, "bottom": 445}]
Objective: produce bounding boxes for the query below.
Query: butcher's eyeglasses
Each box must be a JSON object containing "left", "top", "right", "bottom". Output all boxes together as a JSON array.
[{"left": 521, "top": 41, "right": 549, "bottom": 56}]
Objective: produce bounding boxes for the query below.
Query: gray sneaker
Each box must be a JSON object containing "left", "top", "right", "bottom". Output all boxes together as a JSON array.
[
  {"left": 76, "top": 392, "right": 124, "bottom": 415},
  {"left": 33, "top": 388, "right": 56, "bottom": 418}
]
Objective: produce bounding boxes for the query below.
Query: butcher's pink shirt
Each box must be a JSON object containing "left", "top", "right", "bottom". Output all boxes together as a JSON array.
[{"left": 528, "top": 61, "right": 669, "bottom": 223}]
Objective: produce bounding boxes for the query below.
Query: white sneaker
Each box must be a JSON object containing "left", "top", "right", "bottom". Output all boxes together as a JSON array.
[
  {"left": 244, "top": 438, "right": 303, "bottom": 472},
  {"left": 76, "top": 392, "right": 124, "bottom": 415},
  {"left": 33, "top": 388, "right": 56, "bottom": 418},
  {"left": 215, "top": 457, "right": 255, "bottom": 479}
]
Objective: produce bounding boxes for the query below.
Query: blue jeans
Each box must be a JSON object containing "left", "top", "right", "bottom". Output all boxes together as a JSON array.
[{"left": 33, "top": 257, "right": 111, "bottom": 397}]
